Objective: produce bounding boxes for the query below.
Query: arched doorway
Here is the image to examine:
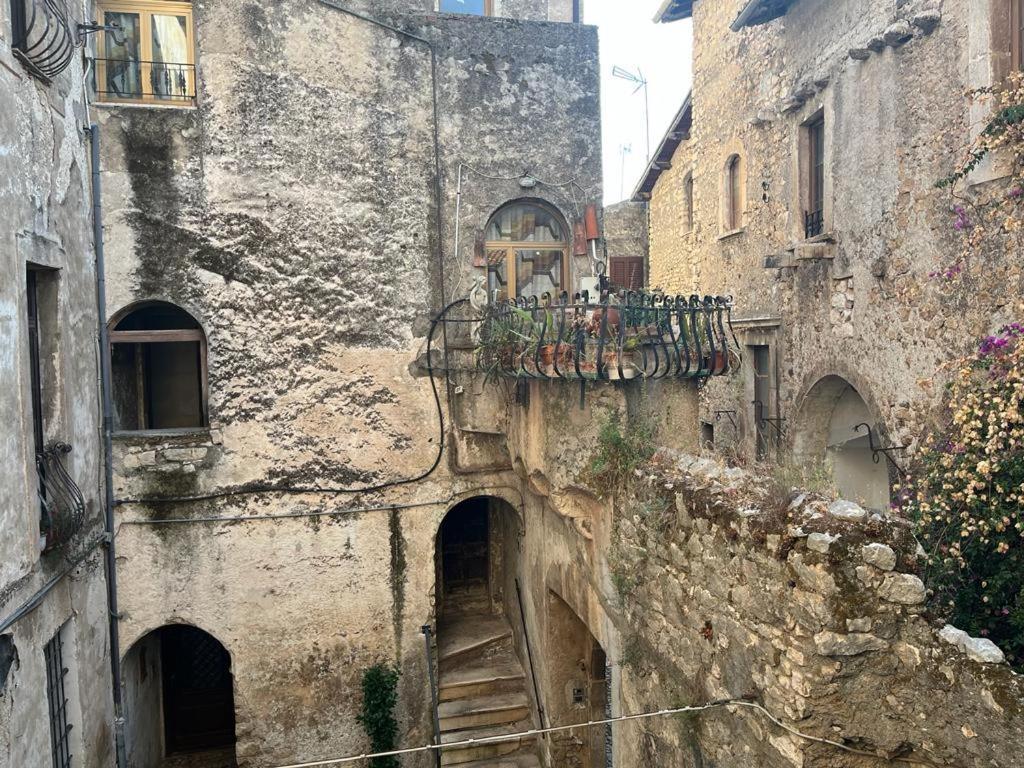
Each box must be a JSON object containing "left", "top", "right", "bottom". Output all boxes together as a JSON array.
[
  {"left": 434, "top": 497, "right": 540, "bottom": 765},
  {"left": 122, "top": 625, "right": 236, "bottom": 768},
  {"left": 793, "top": 376, "right": 891, "bottom": 511}
]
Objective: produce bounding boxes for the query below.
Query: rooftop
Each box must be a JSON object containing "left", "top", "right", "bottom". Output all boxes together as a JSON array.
[{"left": 631, "top": 92, "right": 692, "bottom": 202}]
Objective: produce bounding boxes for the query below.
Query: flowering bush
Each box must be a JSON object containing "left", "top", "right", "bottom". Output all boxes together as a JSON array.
[{"left": 903, "top": 325, "right": 1024, "bottom": 667}]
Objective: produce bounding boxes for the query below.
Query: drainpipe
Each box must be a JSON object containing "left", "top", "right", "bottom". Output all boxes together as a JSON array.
[{"left": 89, "top": 123, "right": 128, "bottom": 768}]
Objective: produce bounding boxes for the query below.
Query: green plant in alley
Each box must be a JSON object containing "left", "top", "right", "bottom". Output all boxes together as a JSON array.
[
  {"left": 357, "top": 664, "right": 401, "bottom": 767},
  {"left": 584, "top": 411, "right": 657, "bottom": 494}
]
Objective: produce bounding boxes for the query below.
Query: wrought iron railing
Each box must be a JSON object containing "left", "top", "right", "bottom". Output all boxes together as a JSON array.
[
  {"left": 36, "top": 442, "right": 86, "bottom": 553},
  {"left": 10, "top": 0, "right": 76, "bottom": 79},
  {"left": 92, "top": 58, "right": 196, "bottom": 103},
  {"left": 804, "top": 208, "right": 824, "bottom": 239},
  {"left": 476, "top": 291, "right": 739, "bottom": 382}
]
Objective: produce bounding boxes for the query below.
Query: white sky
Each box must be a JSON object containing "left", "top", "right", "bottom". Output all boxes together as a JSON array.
[{"left": 584, "top": 1, "right": 694, "bottom": 205}]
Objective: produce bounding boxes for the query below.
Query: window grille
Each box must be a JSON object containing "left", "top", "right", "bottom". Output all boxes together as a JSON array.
[{"left": 44, "top": 628, "right": 73, "bottom": 768}]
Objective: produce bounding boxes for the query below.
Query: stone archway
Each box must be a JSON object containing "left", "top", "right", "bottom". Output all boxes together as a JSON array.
[
  {"left": 792, "top": 375, "right": 891, "bottom": 511},
  {"left": 122, "top": 624, "right": 236, "bottom": 768}
]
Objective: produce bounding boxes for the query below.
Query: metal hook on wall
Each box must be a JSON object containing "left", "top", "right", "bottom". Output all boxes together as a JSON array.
[
  {"left": 714, "top": 410, "right": 738, "bottom": 430},
  {"left": 853, "top": 423, "right": 908, "bottom": 475}
]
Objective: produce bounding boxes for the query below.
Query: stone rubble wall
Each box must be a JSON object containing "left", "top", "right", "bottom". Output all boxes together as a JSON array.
[{"left": 610, "top": 450, "right": 1024, "bottom": 767}]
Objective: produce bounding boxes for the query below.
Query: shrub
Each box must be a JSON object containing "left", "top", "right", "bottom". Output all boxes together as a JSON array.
[
  {"left": 357, "top": 664, "right": 401, "bottom": 768},
  {"left": 585, "top": 411, "right": 656, "bottom": 494},
  {"left": 902, "top": 325, "right": 1024, "bottom": 668}
]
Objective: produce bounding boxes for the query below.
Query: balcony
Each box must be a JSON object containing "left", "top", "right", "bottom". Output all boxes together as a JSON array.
[
  {"left": 10, "top": 0, "right": 76, "bottom": 80},
  {"left": 37, "top": 442, "right": 86, "bottom": 553},
  {"left": 92, "top": 58, "right": 196, "bottom": 104},
  {"left": 476, "top": 292, "right": 739, "bottom": 382}
]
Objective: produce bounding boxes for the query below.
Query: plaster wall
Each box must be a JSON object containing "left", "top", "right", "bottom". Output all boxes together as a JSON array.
[{"left": 0, "top": 2, "right": 114, "bottom": 766}]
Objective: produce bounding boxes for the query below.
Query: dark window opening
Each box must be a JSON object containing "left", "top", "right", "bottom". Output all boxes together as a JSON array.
[
  {"left": 161, "top": 626, "right": 235, "bottom": 754},
  {"left": 439, "top": 498, "right": 490, "bottom": 605},
  {"left": 27, "top": 266, "right": 60, "bottom": 533},
  {"left": 44, "top": 626, "right": 73, "bottom": 768},
  {"left": 725, "top": 155, "right": 742, "bottom": 231},
  {"left": 751, "top": 345, "right": 771, "bottom": 461},
  {"left": 684, "top": 172, "right": 694, "bottom": 233},
  {"left": 9, "top": 0, "right": 28, "bottom": 48},
  {"left": 109, "top": 302, "right": 207, "bottom": 431},
  {"left": 805, "top": 115, "right": 825, "bottom": 238},
  {"left": 1014, "top": 0, "right": 1024, "bottom": 70},
  {"left": 701, "top": 421, "right": 714, "bottom": 449},
  {"left": 0, "top": 635, "right": 17, "bottom": 693}
]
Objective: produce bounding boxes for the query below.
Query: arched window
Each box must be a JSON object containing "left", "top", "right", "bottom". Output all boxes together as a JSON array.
[
  {"left": 724, "top": 154, "right": 742, "bottom": 231},
  {"left": 683, "top": 171, "right": 694, "bottom": 233},
  {"left": 485, "top": 201, "right": 569, "bottom": 301},
  {"left": 108, "top": 302, "right": 207, "bottom": 431}
]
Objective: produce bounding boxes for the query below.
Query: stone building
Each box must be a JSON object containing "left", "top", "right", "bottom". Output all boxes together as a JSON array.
[
  {"left": 0, "top": 3, "right": 116, "bottom": 768},
  {"left": 638, "top": 0, "right": 1023, "bottom": 510},
  {"left": 5, "top": 0, "right": 1024, "bottom": 767}
]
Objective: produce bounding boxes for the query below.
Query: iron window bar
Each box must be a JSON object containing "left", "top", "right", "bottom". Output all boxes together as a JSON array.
[
  {"left": 804, "top": 208, "right": 824, "bottom": 239},
  {"left": 476, "top": 291, "right": 740, "bottom": 383},
  {"left": 852, "top": 422, "right": 908, "bottom": 475},
  {"left": 91, "top": 58, "right": 196, "bottom": 102},
  {"left": 44, "top": 628, "right": 73, "bottom": 768},
  {"left": 37, "top": 442, "right": 86, "bottom": 553}
]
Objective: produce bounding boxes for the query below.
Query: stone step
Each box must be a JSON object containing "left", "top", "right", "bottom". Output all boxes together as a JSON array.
[
  {"left": 439, "top": 656, "right": 527, "bottom": 703},
  {"left": 439, "top": 719, "right": 537, "bottom": 766},
  {"left": 440, "top": 691, "right": 530, "bottom": 733},
  {"left": 438, "top": 614, "right": 513, "bottom": 667},
  {"left": 452, "top": 754, "right": 542, "bottom": 768}
]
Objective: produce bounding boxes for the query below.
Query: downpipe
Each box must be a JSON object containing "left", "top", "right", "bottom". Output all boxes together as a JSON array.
[{"left": 89, "top": 123, "right": 128, "bottom": 768}]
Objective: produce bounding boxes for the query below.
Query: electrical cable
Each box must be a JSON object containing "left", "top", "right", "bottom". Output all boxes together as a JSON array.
[
  {"left": 266, "top": 697, "right": 943, "bottom": 768},
  {"left": 115, "top": 298, "right": 466, "bottom": 506}
]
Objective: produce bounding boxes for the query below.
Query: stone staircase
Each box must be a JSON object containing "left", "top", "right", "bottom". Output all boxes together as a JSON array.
[{"left": 436, "top": 612, "right": 541, "bottom": 767}]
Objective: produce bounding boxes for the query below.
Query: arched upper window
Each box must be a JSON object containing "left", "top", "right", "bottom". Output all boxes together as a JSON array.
[
  {"left": 724, "top": 154, "right": 743, "bottom": 232},
  {"left": 485, "top": 201, "right": 569, "bottom": 301},
  {"left": 108, "top": 302, "right": 207, "bottom": 432}
]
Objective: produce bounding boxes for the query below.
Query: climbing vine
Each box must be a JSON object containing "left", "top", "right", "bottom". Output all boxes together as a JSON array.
[
  {"left": 357, "top": 664, "right": 401, "bottom": 767},
  {"left": 935, "top": 71, "right": 1024, "bottom": 283},
  {"left": 899, "top": 326, "right": 1024, "bottom": 668}
]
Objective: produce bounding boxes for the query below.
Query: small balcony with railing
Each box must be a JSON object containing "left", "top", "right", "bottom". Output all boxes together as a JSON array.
[{"left": 36, "top": 442, "right": 86, "bottom": 553}]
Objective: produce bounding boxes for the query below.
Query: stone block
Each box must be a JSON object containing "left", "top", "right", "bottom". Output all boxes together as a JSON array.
[
  {"left": 828, "top": 499, "right": 866, "bottom": 523},
  {"left": 849, "top": 47, "right": 871, "bottom": 60},
  {"left": 862, "top": 543, "right": 897, "bottom": 571},
  {"left": 911, "top": 10, "right": 941, "bottom": 34},
  {"left": 878, "top": 573, "right": 926, "bottom": 604},
  {"left": 814, "top": 631, "right": 888, "bottom": 656},
  {"left": 883, "top": 21, "right": 914, "bottom": 46},
  {"left": 807, "top": 532, "right": 838, "bottom": 554},
  {"left": 964, "top": 637, "right": 1005, "bottom": 665}
]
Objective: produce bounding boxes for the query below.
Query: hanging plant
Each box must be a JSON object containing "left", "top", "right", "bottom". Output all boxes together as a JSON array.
[{"left": 357, "top": 664, "right": 401, "bottom": 768}]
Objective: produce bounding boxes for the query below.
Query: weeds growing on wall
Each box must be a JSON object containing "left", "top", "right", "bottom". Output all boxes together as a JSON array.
[
  {"left": 357, "top": 664, "right": 401, "bottom": 767},
  {"left": 900, "top": 326, "right": 1024, "bottom": 668},
  {"left": 584, "top": 411, "right": 657, "bottom": 495}
]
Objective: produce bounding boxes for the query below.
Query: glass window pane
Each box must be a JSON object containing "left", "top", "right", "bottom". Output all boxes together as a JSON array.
[
  {"left": 516, "top": 249, "right": 563, "bottom": 299},
  {"left": 487, "top": 248, "right": 509, "bottom": 302},
  {"left": 440, "top": 0, "right": 487, "bottom": 14},
  {"left": 487, "top": 204, "right": 565, "bottom": 243},
  {"left": 104, "top": 12, "right": 141, "bottom": 97},
  {"left": 152, "top": 14, "right": 190, "bottom": 100}
]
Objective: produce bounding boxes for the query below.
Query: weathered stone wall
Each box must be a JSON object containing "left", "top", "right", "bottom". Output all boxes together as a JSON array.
[
  {"left": 606, "top": 450, "right": 1024, "bottom": 767},
  {"left": 646, "top": 0, "right": 1012, "bottom": 469},
  {"left": 0, "top": 4, "right": 114, "bottom": 766},
  {"left": 99, "top": 1, "right": 600, "bottom": 765},
  {"left": 603, "top": 200, "right": 648, "bottom": 284}
]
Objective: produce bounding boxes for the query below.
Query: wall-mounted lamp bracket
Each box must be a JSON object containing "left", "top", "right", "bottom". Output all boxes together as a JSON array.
[{"left": 853, "top": 422, "right": 907, "bottom": 475}]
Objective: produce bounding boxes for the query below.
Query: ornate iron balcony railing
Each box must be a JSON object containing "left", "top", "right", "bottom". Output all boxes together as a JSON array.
[
  {"left": 37, "top": 442, "right": 86, "bottom": 553},
  {"left": 10, "top": 0, "right": 76, "bottom": 80},
  {"left": 91, "top": 58, "right": 196, "bottom": 103},
  {"left": 477, "top": 292, "right": 739, "bottom": 382}
]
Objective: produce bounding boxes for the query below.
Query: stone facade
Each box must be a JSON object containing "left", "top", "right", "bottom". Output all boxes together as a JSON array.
[
  {"left": 0, "top": 4, "right": 115, "bottom": 767},
  {"left": 641, "top": 0, "right": 1024, "bottom": 503},
  {"left": 96, "top": 1, "right": 601, "bottom": 766}
]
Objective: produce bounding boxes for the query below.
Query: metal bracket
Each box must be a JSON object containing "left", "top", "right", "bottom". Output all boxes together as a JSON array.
[
  {"left": 752, "top": 400, "right": 785, "bottom": 437},
  {"left": 714, "top": 410, "right": 738, "bottom": 430},
  {"left": 76, "top": 21, "right": 124, "bottom": 45},
  {"left": 853, "top": 423, "right": 907, "bottom": 475}
]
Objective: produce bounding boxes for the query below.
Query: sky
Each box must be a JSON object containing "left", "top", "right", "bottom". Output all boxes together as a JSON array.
[{"left": 584, "top": 1, "right": 693, "bottom": 205}]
